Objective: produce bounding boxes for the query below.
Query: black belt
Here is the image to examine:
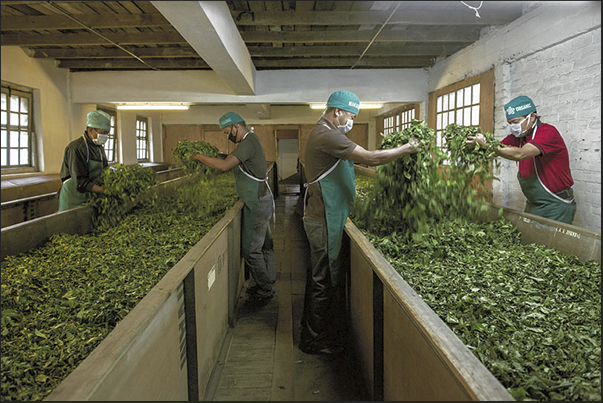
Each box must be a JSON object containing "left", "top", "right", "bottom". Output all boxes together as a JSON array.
[{"left": 555, "top": 187, "right": 574, "bottom": 200}]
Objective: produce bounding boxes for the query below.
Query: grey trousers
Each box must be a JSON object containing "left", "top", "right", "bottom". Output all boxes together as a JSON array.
[{"left": 245, "top": 193, "right": 276, "bottom": 293}]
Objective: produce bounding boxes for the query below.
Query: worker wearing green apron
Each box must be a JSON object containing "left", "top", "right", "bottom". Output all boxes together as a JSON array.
[
  {"left": 189, "top": 112, "right": 276, "bottom": 300},
  {"left": 58, "top": 110, "right": 111, "bottom": 212},
  {"left": 467, "top": 95, "right": 576, "bottom": 224},
  {"left": 300, "top": 90, "right": 421, "bottom": 355}
]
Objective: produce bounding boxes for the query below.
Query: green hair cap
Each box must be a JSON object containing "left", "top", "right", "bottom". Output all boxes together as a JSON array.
[
  {"left": 219, "top": 112, "right": 246, "bottom": 129},
  {"left": 87, "top": 110, "right": 111, "bottom": 131},
  {"left": 504, "top": 95, "right": 537, "bottom": 119},
  {"left": 326, "top": 90, "right": 360, "bottom": 115}
]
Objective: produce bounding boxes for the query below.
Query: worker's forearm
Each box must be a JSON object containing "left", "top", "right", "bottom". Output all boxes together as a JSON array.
[{"left": 364, "top": 144, "right": 416, "bottom": 166}]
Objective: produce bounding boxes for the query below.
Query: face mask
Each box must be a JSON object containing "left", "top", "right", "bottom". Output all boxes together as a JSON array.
[
  {"left": 227, "top": 127, "right": 238, "bottom": 143},
  {"left": 510, "top": 114, "right": 531, "bottom": 137},
  {"left": 92, "top": 133, "right": 109, "bottom": 145},
  {"left": 338, "top": 118, "right": 354, "bottom": 134}
]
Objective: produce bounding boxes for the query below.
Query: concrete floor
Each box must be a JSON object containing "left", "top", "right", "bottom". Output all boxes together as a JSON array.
[{"left": 207, "top": 187, "right": 371, "bottom": 401}]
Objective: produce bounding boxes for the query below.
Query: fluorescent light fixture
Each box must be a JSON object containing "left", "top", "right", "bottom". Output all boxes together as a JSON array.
[
  {"left": 309, "top": 102, "right": 383, "bottom": 110},
  {"left": 116, "top": 103, "right": 190, "bottom": 110}
]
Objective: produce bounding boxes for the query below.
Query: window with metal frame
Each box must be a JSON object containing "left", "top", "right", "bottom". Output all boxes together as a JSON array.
[
  {"left": 98, "top": 108, "right": 117, "bottom": 163},
  {"left": 136, "top": 117, "right": 149, "bottom": 162},
  {"left": 428, "top": 68, "right": 495, "bottom": 165},
  {"left": 381, "top": 104, "right": 418, "bottom": 135},
  {"left": 1, "top": 84, "right": 34, "bottom": 170}
]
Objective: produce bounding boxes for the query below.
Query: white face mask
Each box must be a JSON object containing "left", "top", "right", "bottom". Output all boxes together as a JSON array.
[
  {"left": 93, "top": 133, "right": 109, "bottom": 145},
  {"left": 509, "top": 114, "right": 531, "bottom": 137},
  {"left": 338, "top": 111, "right": 354, "bottom": 134}
]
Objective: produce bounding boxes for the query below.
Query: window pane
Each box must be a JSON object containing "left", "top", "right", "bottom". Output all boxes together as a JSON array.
[
  {"left": 472, "top": 105, "right": 480, "bottom": 125},
  {"left": 456, "top": 109, "right": 463, "bottom": 125},
  {"left": 10, "top": 113, "right": 19, "bottom": 125},
  {"left": 457, "top": 89, "right": 464, "bottom": 107},
  {"left": 20, "top": 131, "right": 28, "bottom": 146},
  {"left": 1, "top": 92, "right": 7, "bottom": 110},
  {"left": 464, "top": 88, "right": 472, "bottom": 106},
  {"left": 464, "top": 107, "right": 471, "bottom": 125},
  {"left": 436, "top": 96, "right": 442, "bottom": 112},
  {"left": 10, "top": 131, "right": 19, "bottom": 145},
  {"left": 442, "top": 112, "right": 448, "bottom": 127},
  {"left": 10, "top": 149, "right": 18, "bottom": 164},
  {"left": 20, "top": 97, "right": 29, "bottom": 113},
  {"left": 448, "top": 111, "right": 454, "bottom": 124},
  {"left": 449, "top": 92, "right": 455, "bottom": 110},
  {"left": 20, "top": 113, "right": 28, "bottom": 127},
  {"left": 10, "top": 95, "right": 19, "bottom": 112},
  {"left": 1, "top": 111, "right": 6, "bottom": 125},
  {"left": 1, "top": 130, "right": 6, "bottom": 146},
  {"left": 1, "top": 149, "right": 6, "bottom": 165},
  {"left": 442, "top": 94, "right": 449, "bottom": 111},
  {"left": 20, "top": 149, "right": 28, "bottom": 164},
  {"left": 473, "top": 84, "right": 481, "bottom": 104},
  {"left": 436, "top": 113, "right": 442, "bottom": 130}
]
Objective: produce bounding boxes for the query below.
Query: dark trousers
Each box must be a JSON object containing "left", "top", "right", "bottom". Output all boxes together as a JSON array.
[{"left": 300, "top": 216, "right": 347, "bottom": 350}]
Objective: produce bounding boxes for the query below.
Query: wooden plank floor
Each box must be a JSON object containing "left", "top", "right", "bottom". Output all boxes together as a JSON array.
[{"left": 209, "top": 190, "right": 371, "bottom": 401}]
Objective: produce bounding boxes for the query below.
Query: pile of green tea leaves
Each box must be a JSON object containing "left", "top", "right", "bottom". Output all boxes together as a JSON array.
[
  {"left": 86, "top": 164, "right": 158, "bottom": 231},
  {"left": 173, "top": 139, "right": 219, "bottom": 175},
  {"left": 0, "top": 173, "right": 238, "bottom": 401},
  {"left": 352, "top": 120, "right": 501, "bottom": 242},
  {"left": 353, "top": 177, "right": 601, "bottom": 401}
]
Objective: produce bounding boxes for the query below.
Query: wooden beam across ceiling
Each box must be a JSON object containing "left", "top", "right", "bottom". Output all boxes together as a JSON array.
[
  {"left": 56, "top": 58, "right": 209, "bottom": 69},
  {"left": 0, "top": 31, "right": 186, "bottom": 46},
  {"left": 0, "top": 13, "right": 170, "bottom": 30},
  {"left": 231, "top": 10, "right": 521, "bottom": 26},
  {"left": 240, "top": 28, "right": 481, "bottom": 43}
]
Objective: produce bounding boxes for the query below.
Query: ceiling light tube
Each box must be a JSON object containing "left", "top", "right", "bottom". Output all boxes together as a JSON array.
[
  {"left": 116, "top": 104, "right": 190, "bottom": 110},
  {"left": 309, "top": 103, "right": 383, "bottom": 110}
]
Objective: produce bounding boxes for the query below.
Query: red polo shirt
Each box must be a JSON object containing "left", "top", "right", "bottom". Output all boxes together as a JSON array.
[{"left": 501, "top": 122, "right": 574, "bottom": 193}]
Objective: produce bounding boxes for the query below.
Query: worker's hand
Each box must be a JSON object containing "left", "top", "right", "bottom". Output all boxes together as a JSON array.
[
  {"left": 466, "top": 133, "right": 487, "bottom": 149},
  {"left": 407, "top": 136, "right": 422, "bottom": 153},
  {"left": 189, "top": 154, "right": 198, "bottom": 161}
]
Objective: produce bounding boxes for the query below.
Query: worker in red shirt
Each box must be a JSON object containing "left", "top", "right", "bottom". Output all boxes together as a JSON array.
[{"left": 467, "top": 95, "right": 576, "bottom": 224}]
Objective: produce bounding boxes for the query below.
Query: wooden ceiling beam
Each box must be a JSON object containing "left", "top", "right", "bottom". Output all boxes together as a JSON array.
[
  {"left": 241, "top": 28, "right": 480, "bottom": 43},
  {"left": 28, "top": 46, "right": 198, "bottom": 59},
  {"left": 1, "top": 32, "right": 187, "bottom": 46},
  {"left": 56, "top": 58, "right": 209, "bottom": 69},
  {"left": 247, "top": 43, "right": 468, "bottom": 57},
  {"left": 253, "top": 56, "right": 435, "bottom": 68},
  {"left": 232, "top": 10, "right": 520, "bottom": 26},
  {"left": 0, "top": 13, "right": 170, "bottom": 30}
]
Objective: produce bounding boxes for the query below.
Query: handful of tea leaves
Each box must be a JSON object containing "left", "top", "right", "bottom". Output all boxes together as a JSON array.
[{"left": 173, "top": 139, "right": 219, "bottom": 175}]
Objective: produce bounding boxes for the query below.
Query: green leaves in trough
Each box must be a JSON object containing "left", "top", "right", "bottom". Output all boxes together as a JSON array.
[
  {"left": 1, "top": 173, "right": 237, "bottom": 401},
  {"left": 86, "top": 164, "right": 158, "bottom": 231},
  {"left": 353, "top": 168, "right": 601, "bottom": 401},
  {"left": 173, "top": 139, "right": 219, "bottom": 175}
]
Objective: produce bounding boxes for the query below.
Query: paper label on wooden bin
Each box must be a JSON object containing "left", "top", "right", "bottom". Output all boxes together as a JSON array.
[{"left": 208, "top": 264, "right": 216, "bottom": 290}]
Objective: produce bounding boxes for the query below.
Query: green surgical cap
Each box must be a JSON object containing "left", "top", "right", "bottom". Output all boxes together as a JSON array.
[
  {"left": 87, "top": 110, "right": 111, "bottom": 131},
  {"left": 504, "top": 95, "right": 536, "bottom": 119},
  {"left": 219, "top": 112, "right": 246, "bottom": 129},
  {"left": 326, "top": 90, "right": 360, "bottom": 115}
]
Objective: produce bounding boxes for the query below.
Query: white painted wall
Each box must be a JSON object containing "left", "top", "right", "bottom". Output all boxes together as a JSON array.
[
  {"left": 1, "top": 46, "right": 92, "bottom": 175},
  {"left": 427, "top": 1, "right": 601, "bottom": 233}
]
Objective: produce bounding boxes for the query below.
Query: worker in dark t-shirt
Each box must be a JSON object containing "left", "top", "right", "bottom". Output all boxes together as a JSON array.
[
  {"left": 58, "top": 110, "right": 110, "bottom": 212},
  {"left": 190, "top": 112, "right": 276, "bottom": 301}
]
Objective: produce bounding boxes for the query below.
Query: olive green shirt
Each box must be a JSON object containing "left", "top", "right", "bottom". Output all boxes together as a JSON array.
[{"left": 231, "top": 131, "right": 269, "bottom": 196}]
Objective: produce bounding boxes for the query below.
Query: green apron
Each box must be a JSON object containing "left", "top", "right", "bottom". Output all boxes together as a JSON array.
[
  {"left": 518, "top": 125, "right": 576, "bottom": 224},
  {"left": 518, "top": 173, "right": 576, "bottom": 224},
  {"left": 58, "top": 136, "right": 105, "bottom": 212},
  {"left": 235, "top": 165, "right": 274, "bottom": 257},
  {"left": 309, "top": 159, "right": 356, "bottom": 262}
]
